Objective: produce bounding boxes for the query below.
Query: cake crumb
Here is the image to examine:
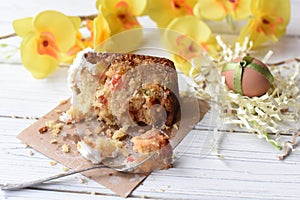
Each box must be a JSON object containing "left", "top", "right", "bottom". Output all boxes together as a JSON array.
[
  {"left": 29, "top": 150, "right": 34, "bottom": 156},
  {"left": 45, "top": 120, "right": 64, "bottom": 136},
  {"left": 138, "top": 129, "right": 145, "bottom": 133},
  {"left": 173, "top": 124, "right": 179, "bottom": 130},
  {"left": 24, "top": 143, "right": 30, "bottom": 148},
  {"left": 62, "top": 144, "right": 70, "bottom": 153},
  {"left": 59, "top": 107, "right": 74, "bottom": 124},
  {"left": 62, "top": 167, "right": 69, "bottom": 172},
  {"left": 50, "top": 139, "right": 58, "bottom": 144},
  {"left": 105, "top": 129, "right": 112, "bottom": 137},
  {"left": 55, "top": 109, "right": 62, "bottom": 113},
  {"left": 49, "top": 161, "right": 57, "bottom": 166},
  {"left": 60, "top": 99, "right": 68, "bottom": 105},
  {"left": 79, "top": 177, "right": 88, "bottom": 184},
  {"left": 90, "top": 191, "right": 96, "bottom": 195},
  {"left": 52, "top": 128, "right": 61, "bottom": 136},
  {"left": 45, "top": 120, "right": 55, "bottom": 128},
  {"left": 52, "top": 123, "right": 64, "bottom": 136},
  {"left": 93, "top": 126, "right": 103, "bottom": 135},
  {"left": 38, "top": 126, "right": 48, "bottom": 134},
  {"left": 112, "top": 128, "right": 127, "bottom": 140}
]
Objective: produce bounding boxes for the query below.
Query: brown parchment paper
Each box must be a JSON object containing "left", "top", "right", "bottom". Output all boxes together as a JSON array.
[{"left": 17, "top": 97, "right": 209, "bottom": 197}]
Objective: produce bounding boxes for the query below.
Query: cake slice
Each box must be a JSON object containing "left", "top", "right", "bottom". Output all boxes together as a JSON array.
[
  {"left": 68, "top": 48, "right": 180, "bottom": 129},
  {"left": 67, "top": 48, "right": 179, "bottom": 169}
]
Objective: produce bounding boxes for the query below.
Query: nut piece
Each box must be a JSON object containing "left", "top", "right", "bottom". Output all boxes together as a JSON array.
[{"left": 38, "top": 126, "right": 48, "bottom": 134}]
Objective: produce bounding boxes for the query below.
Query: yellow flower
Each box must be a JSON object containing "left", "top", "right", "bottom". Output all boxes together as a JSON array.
[
  {"left": 68, "top": 9, "right": 111, "bottom": 53},
  {"left": 93, "top": 9, "right": 111, "bottom": 46},
  {"left": 238, "top": 0, "right": 290, "bottom": 49},
  {"left": 96, "top": 0, "right": 146, "bottom": 34},
  {"left": 146, "top": 0, "right": 197, "bottom": 27},
  {"left": 13, "top": 10, "right": 80, "bottom": 78},
  {"left": 63, "top": 31, "right": 87, "bottom": 63},
  {"left": 194, "top": 0, "right": 251, "bottom": 21},
  {"left": 163, "top": 16, "right": 219, "bottom": 75}
]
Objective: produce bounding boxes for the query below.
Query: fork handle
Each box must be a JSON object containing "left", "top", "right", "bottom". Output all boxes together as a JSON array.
[{"left": 1, "top": 165, "right": 106, "bottom": 191}]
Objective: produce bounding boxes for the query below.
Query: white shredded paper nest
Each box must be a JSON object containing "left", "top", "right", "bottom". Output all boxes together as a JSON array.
[{"left": 190, "top": 36, "right": 300, "bottom": 157}]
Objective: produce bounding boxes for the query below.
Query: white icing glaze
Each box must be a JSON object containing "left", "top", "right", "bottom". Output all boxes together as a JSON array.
[
  {"left": 67, "top": 47, "right": 100, "bottom": 117},
  {"left": 67, "top": 47, "right": 95, "bottom": 92},
  {"left": 59, "top": 112, "right": 73, "bottom": 123},
  {"left": 77, "top": 140, "right": 103, "bottom": 164}
]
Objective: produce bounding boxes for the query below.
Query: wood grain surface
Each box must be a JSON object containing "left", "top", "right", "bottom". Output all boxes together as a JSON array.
[{"left": 1, "top": 1, "right": 300, "bottom": 199}]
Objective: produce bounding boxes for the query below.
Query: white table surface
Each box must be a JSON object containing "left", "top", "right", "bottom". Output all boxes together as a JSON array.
[{"left": 1, "top": 1, "right": 300, "bottom": 199}]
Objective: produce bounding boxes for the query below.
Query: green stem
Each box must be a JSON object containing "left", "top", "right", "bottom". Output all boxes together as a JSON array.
[{"left": 265, "top": 133, "right": 282, "bottom": 150}]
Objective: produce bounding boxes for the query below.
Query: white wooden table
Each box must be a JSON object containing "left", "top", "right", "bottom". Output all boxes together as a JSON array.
[{"left": 1, "top": 1, "right": 300, "bottom": 199}]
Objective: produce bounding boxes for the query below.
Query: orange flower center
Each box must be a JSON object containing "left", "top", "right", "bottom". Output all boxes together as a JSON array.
[
  {"left": 171, "top": 0, "right": 193, "bottom": 15},
  {"left": 115, "top": 1, "right": 139, "bottom": 29},
  {"left": 256, "top": 16, "right": 283, "bottom": 35},
  {"left": 216, "top": 0, "right": 240, "bottom": 14},
  {"left": 176, "top": 35, "right": 203, "bottom": 60},
  {"left": 228, "top": 0, "right": 240, "bottom": 12},
  {"left": 37, "top": 32, "right": 59, "bottom": 59}
]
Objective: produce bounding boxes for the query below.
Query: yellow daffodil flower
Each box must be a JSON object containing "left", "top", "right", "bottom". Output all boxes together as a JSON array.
[
  {"left": 194, "top": 0, "right": 251, "bottom": 21},
  {"left": 163, "top": 16, "right": 219, "bottom": 75},
  {"left": 238, "top": 0, "right": 290, "bottom": 49},
  {"left": 13, "top": 10, "right": 80, "bottom": 78},
  {"left": 146, "top": 0, "right": 197, "bottom": 28},
  {"left": 96, "top": 0, "right": 146, "bottom": 35}
]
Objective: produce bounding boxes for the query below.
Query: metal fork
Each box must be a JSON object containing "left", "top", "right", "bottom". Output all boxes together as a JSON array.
[{"left": 1, "top": 153, "right": 154, "bottom": 191}]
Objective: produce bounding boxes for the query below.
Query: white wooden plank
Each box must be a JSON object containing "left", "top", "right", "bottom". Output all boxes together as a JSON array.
[
  {"left": 1, "top": 1, "right": 300, "bottom": 199},
  {"left": 1, "top": 190, "right": 145, "bottom": 200},
  {"left": 1, "top": 118, "right": 300, "bottom": 199},
  {"left": 0, "top": 63, "right": 70, "bottom": 117}
]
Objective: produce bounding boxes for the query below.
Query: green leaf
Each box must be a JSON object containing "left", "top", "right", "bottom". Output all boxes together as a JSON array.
[{"left": 0, "top": 43, "right": 8, "bottom": 48}]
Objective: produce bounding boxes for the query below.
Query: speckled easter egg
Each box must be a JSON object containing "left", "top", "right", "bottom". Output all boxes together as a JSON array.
[{"left": 221, "top": 56, "right": 274, "bottom": 97}]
